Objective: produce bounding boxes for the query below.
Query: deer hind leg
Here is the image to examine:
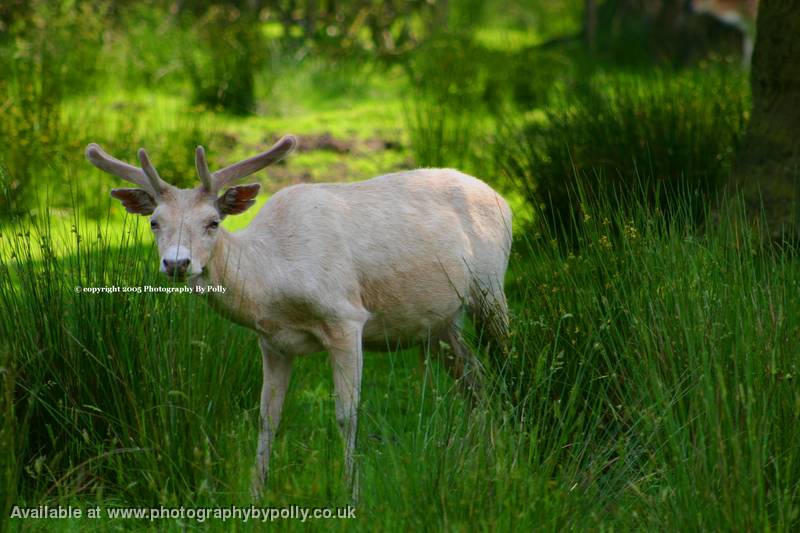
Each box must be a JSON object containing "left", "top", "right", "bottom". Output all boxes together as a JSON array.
[
  {"left": 470, "top": 278, "right": 510, "bottom": 355},
  {"left": 252, "top": 337, "right": 293, "bottom": 499},
  {"left": 440, "top": 316, "right": 484, "bottom": 397},
  {"left": 327, "top": 318, "right": 365, "bottom": 501}
]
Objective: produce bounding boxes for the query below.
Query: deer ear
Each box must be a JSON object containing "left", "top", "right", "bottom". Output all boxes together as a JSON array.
[
  {"left": 216, "top": 183, "right": 261, "bottom": 216},
  {"left": 110, "top": 188, "right": 156, "bottom": 215}
]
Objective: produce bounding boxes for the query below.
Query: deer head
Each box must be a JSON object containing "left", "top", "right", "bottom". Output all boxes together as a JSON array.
[{"left": 86, "top": 135, "right": 296, "bottom": 280}]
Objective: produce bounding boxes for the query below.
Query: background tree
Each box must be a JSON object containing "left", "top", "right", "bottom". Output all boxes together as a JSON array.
[{"left": 734, "top": 0, "right": 800, "bottom": 236}]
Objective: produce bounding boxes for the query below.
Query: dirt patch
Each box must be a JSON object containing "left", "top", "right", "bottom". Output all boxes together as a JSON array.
[
  {"left": 263, "top": 132, "right": 403, "bottom": 155},
  {"left": 252, "top": 131, "right": 408, "bottom": 192},
  {"left": 212, "top": 131, "right": 240, "bottom": 150},
  {"left": 362, "top": 138, "right": 403, "bottom": 152},
  {"left": 290, "top": 132, "right": 352, "bottom": 153}
]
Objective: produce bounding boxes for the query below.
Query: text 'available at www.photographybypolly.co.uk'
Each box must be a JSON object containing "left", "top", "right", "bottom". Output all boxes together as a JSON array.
[{"left": 10, "top": 504, "right": 356, "bottom": 523}]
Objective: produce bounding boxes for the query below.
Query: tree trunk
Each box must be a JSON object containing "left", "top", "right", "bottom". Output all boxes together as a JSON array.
[
  {"left": 584, "top": 0, "right": 597, "bottom": 53},
  {"left": 734, "top": 0, "right": 800, "bottom": 236}
]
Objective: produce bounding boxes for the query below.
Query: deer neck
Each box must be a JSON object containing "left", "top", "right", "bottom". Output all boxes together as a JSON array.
[{"left": 194, "top": 228, "right": 262, "bottom": 329}]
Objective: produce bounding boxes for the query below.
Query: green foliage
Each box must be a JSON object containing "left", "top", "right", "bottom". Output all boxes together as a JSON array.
[
  {"left": 500, "top": 66, "right": 749, "bottom": 233},
  {"left": 181, "top": 5, "right": 263, "bottom": 115},
  {"left": 401, "top": 27, "right": 574, "bottom": 176},
  {"left": 23, "top": 99, "right": 214, "bottom": 219},
  {"left": 403, "top": 32, "right": 503, "bottom": 175},
  {"left": 406, "top": 32, "right": 497, "bottom": 112},
  {"left": 0, "top": 174, "right": 16, "bottom": 525},
  {"left": 505, "top": 47, "right": 575, "bottom": 109},
  {"left": 264, "top": 0, "right": 443, "bottom": 63},
  {"left": 404, "top": 98, "right": 476, "bottom": 171},
  {"left": 0, "top": 0, "right": 105, "bottom": 214},
  {"left": 1, "top": 212, "right": 259, "bottom": 505},
  {"left": 501, "top": 189, "right": 800, "bottom": 530},
  {"left": 114, "top": 4, "right": 186, "bottom": 88}
]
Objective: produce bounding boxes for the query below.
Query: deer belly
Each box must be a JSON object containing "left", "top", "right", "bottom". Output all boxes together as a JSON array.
[
  {"left": 359, "top": 265, "right": 468, "bottom": 346},
  {"left": 361, "top": 288, "right": 465, "bottom": 349},
  {"left": 361, "top": 313, "right": 451, "bottom": 348},
  {"left": 259, "top": 322, "right": 326, "bottom": 355}
]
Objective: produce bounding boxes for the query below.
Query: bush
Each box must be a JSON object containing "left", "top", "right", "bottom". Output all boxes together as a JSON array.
[
  {"left": 181, "top": 5, "right": 263, "bottom": 115},
  {"left": 499, "top": 66, "right": 749, "bottom": 233},
  {"left": 402, "top": 30, "right": 574, "bottom": 178},
  {"left": 114, "top": 3, "right": 186, "bottom": 88}
]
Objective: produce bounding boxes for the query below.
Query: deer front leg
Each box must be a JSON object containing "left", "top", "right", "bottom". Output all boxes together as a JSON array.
[
  {"left": 252, "top": 337, "right": 293, "bottom": 499},
  {"left": 328, "top": 320, "right": 364, "bottom": 501}
]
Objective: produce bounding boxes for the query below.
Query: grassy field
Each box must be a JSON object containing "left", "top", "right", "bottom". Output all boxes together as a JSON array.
[
  {"left": 4, "top": 183, "right": 799, "bottom": 531},
  {"left": 2, "top": 2, "right": 799, "bottom": 531}
]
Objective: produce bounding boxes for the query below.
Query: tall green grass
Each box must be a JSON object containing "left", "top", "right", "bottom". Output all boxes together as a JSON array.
[
  {"left": 504, "top": 186, "right": 800, "bottom": 529},
  {"left": 2, "top": 186, "right": 799, "bottom": 530},
  {"left": 499, "top": 65, "right": 749, "bottom": 232},
  {"left": 402, "top": 32, "right": 493, "bottom": 174},
  {"left": 1, "top": 210, "right": 251, "bottom": 504}
]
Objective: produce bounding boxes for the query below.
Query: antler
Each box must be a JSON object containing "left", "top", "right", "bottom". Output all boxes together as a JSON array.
[
  {"left": 195, "top": 135, "right": 297, "bottom": 193},
  {"left": 86, "top": 143, "right": 170, "bottom": 197}
]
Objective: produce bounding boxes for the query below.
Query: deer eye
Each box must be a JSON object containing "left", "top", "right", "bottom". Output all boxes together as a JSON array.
[
  {"left": 206, "top": 220, "right": 220, "bottom": 230},
  {"left": 150, "top": 220, "right": 159, "bottom": 230}
]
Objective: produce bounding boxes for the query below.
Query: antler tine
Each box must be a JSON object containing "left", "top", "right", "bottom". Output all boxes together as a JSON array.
[
  {"left": 195, "top": 146, "right": 214, "bottom": 192},
  {"left": 209, "top": 135, "right": 297, "bottom": 192},
  {"left": 137, "top": 148, "right": 167, "bottom": 196},
  {"left": 86, "top": 144, "right": 154, "bottom": 195},
  {"left": 86, "top": 143, "right": 168, "bottom": 197}
]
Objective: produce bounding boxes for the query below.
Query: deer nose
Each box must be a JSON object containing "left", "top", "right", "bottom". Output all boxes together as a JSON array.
[{"left": 162, "top": 257, "right": 190, "bottom": 277}]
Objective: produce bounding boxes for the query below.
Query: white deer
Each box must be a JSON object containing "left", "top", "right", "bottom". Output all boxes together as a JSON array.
[{"left": 85, "top": 135, "right": 512, "bottom": 498}]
